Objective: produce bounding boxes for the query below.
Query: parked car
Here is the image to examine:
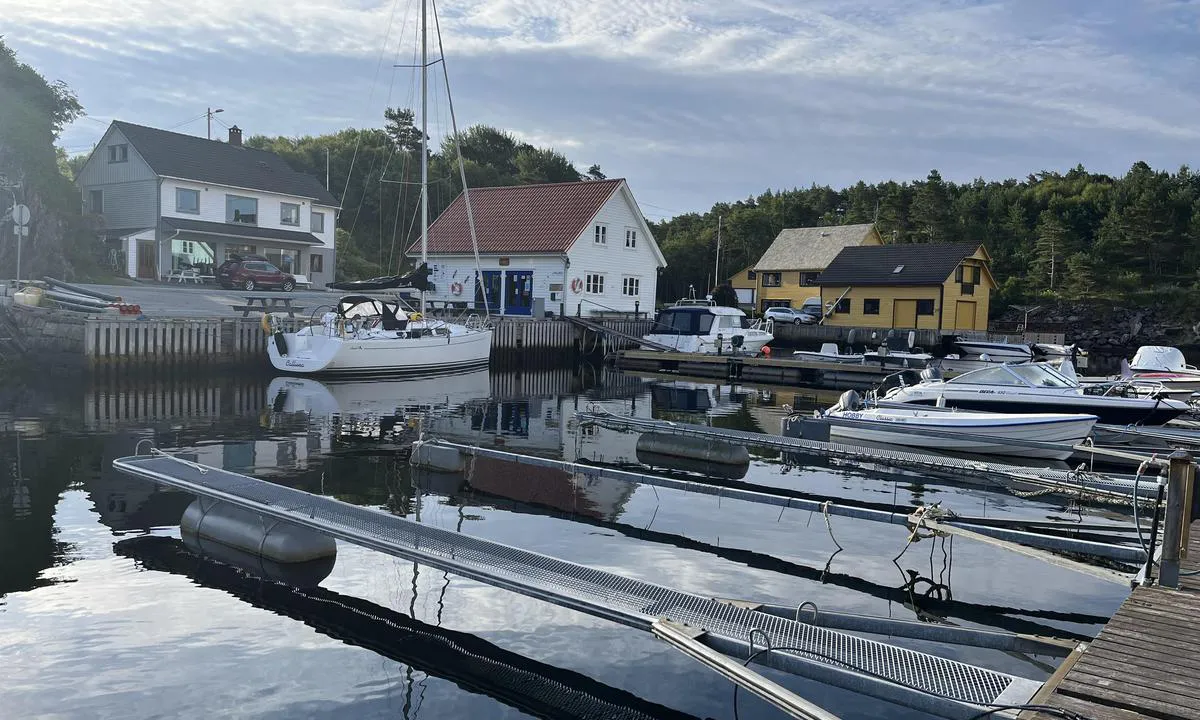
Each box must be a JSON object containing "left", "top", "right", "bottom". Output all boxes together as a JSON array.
[
  {"left": 763, "top": 306, "right": 817, "bottom": 325},
  {"left": 217, "top": 254, "right": 296, "bottom": 291},
  {"left": 800, "top": 296, "right": 827, "bottom": 319}
]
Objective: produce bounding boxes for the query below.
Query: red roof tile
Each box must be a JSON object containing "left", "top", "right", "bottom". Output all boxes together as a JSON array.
[{"left": 409, "top": 179, "right": 624, "bottom": 255}]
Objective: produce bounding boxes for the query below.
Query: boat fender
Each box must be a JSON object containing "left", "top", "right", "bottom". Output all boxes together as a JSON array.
[
  {"left": 834, "top": 389, "right": 863, "bottom": 412},
  {"left": 274, "top": 331, "right": 289, "bottom": 357}
]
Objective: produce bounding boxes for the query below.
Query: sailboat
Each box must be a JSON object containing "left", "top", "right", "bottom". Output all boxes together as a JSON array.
[{"left": 267, "top": 0, "right": 492, "bottom": 376}]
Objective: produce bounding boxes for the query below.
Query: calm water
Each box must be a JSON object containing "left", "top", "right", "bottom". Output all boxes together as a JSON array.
[{"left": 0, "top": 367, "right": 1132, "bottom": 719}]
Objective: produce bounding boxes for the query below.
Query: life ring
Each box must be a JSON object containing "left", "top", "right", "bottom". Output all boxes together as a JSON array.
[
  {"left": 570, "top": 277, "right": 583, "bottom": 293},
  {"left": 450, "top": 282, "right": 464, "bottom": 296}
]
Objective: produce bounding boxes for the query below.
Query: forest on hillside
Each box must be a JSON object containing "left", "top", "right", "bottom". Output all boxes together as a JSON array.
[{"left": 652, "top": 166, "right": 1200, "bottom": 313}]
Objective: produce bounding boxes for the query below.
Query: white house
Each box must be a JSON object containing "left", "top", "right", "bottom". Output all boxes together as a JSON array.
[
  {"left": 76, "top": 121, "right": 339, "bottom": 286},
  {"left": 409, "top": 179, "right": 665, "bottom": 316}
]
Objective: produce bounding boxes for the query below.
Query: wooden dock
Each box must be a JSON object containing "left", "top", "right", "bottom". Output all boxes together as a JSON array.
[
  {"left": 613, "top": 349, "right": 926, "bottom": 388},
  {"left": 1021, "top": 518, "right": 1200, "bottom": 720}
]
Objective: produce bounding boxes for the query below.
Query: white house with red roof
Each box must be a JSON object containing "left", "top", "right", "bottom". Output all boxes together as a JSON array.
[{"left": 409, "top": 178, "right": 665, "bottom": 316}]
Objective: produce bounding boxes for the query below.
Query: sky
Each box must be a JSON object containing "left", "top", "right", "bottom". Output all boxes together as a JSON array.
[{"left": 5, "top": 0, "right": 1200, "bottom": 220}]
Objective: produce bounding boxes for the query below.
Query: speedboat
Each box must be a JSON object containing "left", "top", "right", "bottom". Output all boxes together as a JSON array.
[
  {"left": 951, "top": 337, "right": 1033, "bottom": 362},
  {"left": 793, "top": 343, "right": 864, "bottom": 364},
  {"left": 822, "top": 391, "right": 1096, "bottom": 461},
  {"left": 267, "top": 295, "right": 492, "bottom": 376},
  {"left": 642, "top": 299, "right": 772, "bottom": 354},
  {"left": 883, "top": 362, "right": 1190, "bottom": 425},
  {"left": 1126, "top": 346, "right": 1200, "bottom": 393}
]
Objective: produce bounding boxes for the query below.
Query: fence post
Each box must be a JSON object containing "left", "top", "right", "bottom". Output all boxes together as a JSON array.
[{"left": 1159, "top": 450, "right": 1194, "bottom": 588}]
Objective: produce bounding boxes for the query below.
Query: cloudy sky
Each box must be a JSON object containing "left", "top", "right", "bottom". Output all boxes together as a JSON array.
[{"left": 6, "top": 0, "right": 1199, "bottom": 219}]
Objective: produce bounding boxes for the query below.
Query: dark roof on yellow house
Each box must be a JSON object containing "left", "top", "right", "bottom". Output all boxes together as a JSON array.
[{"left": 818, "top": 242, "right": 988, "bottom": 286}]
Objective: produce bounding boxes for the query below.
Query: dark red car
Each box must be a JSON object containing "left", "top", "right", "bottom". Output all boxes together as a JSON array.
[{"left": 217, "top": 254, "right": 296, "bottom": 291}]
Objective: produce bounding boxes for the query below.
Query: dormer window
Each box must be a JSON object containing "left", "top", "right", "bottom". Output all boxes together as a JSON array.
[
  {"left": 892, "top": 264, "right": 905, "bottom": 274},
  {"left": 108, "top": 144, "right": 128, "bottom": 163}
]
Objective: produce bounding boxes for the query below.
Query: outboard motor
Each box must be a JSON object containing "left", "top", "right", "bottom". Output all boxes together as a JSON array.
[{"left": 831, "top": 389, "right": 863, "bottom": 412}]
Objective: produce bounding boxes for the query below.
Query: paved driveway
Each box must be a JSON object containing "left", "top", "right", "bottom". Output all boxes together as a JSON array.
[{"left": 76, "top": 282, "right": 340, "bottom": 318}]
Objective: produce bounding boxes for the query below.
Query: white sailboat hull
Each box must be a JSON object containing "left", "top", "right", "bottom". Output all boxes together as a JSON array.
[
  {"left": 268, "top": 327, "right": 493, "bottom": 376},
  {"left": 826, "top": 407, "right": 1097, "bottom": 460},
  {"left": 267, "top": 370, "right": 491, "bottom": 416}
]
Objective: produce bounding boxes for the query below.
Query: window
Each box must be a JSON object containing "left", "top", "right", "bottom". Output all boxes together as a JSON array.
[
  {"left": 280, "top": 202, "right": 301, "bottom": 226},
  {"left": 226, "top": 195, "right": 258, "bottom": 225},
  {"left": 863, "top": 298, "right": 880, "bottom": 315},
  {"left": 962, "top": 283, "right": 975, "bottom": 295},
  {"left": 176, "top": 188, "right": 200, "bottom": 214},
  {"left": 622, "top": 277, "right": 640, "bottom": 296},
  {"left": 747, "top": 270, "right": 757, "bottom": 280},
  {"left": 835, "top": 298, "right": 850, "bottom": 313},
  {"left": 799, "top": 272, "right": 820, "bottom": 286},
  {"left": 625, "top": 228, "right": 637, "bottom": 248},
  {"left": 971, "top": 266, "right": 981, "bottom": 283},
  {"left": 594, "top": 224, "right": 607, "bottom": 244},
  {"left": 892, "top": 264, "right": 905, "bottom": 274},
  {"left": 310, "top": 253, "right": 324, "bottom": 273},
  {"left": 107, "top": 144, "right": 128, "bottom": 163},
  {"left": 760, "top": 299, "right": 791, "bottom": 311},
  {"left": 181, "top": 240, "right": 195, "bottom": 254},
  {"left": 89, "top": 189, "right": 103, "bottom": 214},
  {"left": 761, "top": 272, "right": 781, "bottom": 287},
  {"left": 225, "top": 244, "right": 256, "bottom": 260},
  {"left": 586, "top": 273, "right": 605, "bottom": 293},
  {"left": 311, "top": 211, "right": 325, "bottom": 233},
  {"left": 916, "top": 299, "right": 935, "bottom": 316},
  {"left": 955, "top": 265, "right": 964, "bottom": 282},
  {"left": 265, "top": 248, "right": 299, "bottom": 274}
]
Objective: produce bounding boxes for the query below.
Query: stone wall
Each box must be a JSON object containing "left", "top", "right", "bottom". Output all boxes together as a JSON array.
[{"left": 1, "top": 301, "right": 89, "bottom": 369}]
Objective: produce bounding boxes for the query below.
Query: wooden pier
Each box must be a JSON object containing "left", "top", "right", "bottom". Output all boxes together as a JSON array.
[
  {"left": 613, "top": 349, "right": 925, "bottom": 388},
  {"left": 1022, "top": 529, "right": 1200, "bottom": 720}
]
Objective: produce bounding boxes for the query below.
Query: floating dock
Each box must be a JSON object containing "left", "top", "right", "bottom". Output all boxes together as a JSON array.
[
  {"left": 1021, "top": 519, "right": 1200, "bottom": 720},
  {"left": 613, "top": 349, "right": 934, "bottom": 387},
  {"left": 113, "top": 452, "right": 1043, "bottom": 719}
]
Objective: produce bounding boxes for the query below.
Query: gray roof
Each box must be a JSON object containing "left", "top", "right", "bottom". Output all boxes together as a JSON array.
[
  {"left": 160, "top": 216, "right": 322, "bottom": 246},
  {"left": 753, "top": 223, "right": 878, "bottom": 271},
  {"left": 113, "top": 121, "right": 338, "bottom": 206},
  {"left": 817, "top": 242, "right": 983, "bottom": 286}
]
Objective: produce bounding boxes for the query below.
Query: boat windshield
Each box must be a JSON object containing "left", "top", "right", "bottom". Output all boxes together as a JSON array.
[{"left": 947, "top": 363, "right": 1076, "bottom": 388}]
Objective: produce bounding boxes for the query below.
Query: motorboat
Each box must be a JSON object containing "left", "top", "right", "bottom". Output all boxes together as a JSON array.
[
  {"left": 267, "top": 3, "right": 492, "bottom": 377},
  {"left": 882, "top": 362, "right": 1191, "bottom": 425},
  {"left": 1126, "top": 346, "right": 1200, "bottom": 393},
  {"left": 792, "top": 343, "right": 864, "bottom": 364},
  {"left": 642, "top": 299, "right": 772, "bottom": 354},
  {"left": 821, "top": 391, "right": 1096, "bottom": 461},
  {"left": 950, "top": 337, "right": 1033, "bottom": 362},
  {"left": 267, "top": 295, "right": 492, "bottom": 376},
  {"left": 793, "top": 329, "right": 933, "bottom": 369}
]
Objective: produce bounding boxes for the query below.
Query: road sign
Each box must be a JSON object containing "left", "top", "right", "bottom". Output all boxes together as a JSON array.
[
  {"left": 12, "top": 204, "right": 30, "bottom": 226},
  {"left": 14, "top": 225, "right": 29, "bottom": 237}
]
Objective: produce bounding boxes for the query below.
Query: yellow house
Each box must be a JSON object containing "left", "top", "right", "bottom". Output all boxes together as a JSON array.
[
  {"left": 752, "top": 223, "right": 883, "bottom": 312},
  {"left": 727, "top": 265, "right": 758, "bottom": 311},
  {"left": 817, "top": 242, "right": 995, "bottom": 331}
]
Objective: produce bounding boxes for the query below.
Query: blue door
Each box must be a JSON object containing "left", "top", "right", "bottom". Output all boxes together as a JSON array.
[{"left": 505, "top": 270, "right": 533, "bottom": 316}]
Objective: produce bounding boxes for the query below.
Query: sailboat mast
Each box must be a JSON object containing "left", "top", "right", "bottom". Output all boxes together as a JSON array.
[{"left": 419, "top": 0, "right": 429, "bottom": 316}]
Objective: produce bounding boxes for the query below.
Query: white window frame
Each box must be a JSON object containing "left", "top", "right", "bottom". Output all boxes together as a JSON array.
[
  {"left": 594, "top": 224, "right": 607, "bottom": 245},
  {"left": 280, "top": 202, "right": 301, "bottom": 226},
  {"left": 311, "top": 211, "right": 325, "bottom": 233},
  {"left": 586, "top": 273, "right": 605, "bottom": 294},
  {"left": 175, "top": 188, "right": 200, "bottom": 214},
  {"left": 625, "top": 228, "right": 637, "bottom": 248},
  {"left": 622, "top": 276, "right": 640, "bottom": 296}
]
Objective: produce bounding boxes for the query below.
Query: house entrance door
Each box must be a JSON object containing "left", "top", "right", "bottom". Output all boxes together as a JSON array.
[
  {"left": 475, "top": 271, "right": 502, "bottom": 313},
  {"left": 137, "top": 241, "right": 157, "bottom": 279},
  {"left": 955, "top": 300, "right": 977, "bottom": 330},
  {"left": 893, "top": 299, "right": 917, "bottom": 328},
  {"left": 505, "top": 271, "right": 533, "bottom": 316}
]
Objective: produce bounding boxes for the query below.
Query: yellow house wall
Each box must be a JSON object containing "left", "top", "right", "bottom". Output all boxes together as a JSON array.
[
  {"left": 728, "top": 267, "right": 756, "bottom": 292},
  {"left": 821, "top": 286, "right": 945, "bottom": 329},
  {"left": 756, "top": 271, "right": 824, "bottom": 308}
]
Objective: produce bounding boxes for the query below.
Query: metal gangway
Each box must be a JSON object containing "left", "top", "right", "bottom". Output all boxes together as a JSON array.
[
  {"left": 564, "top": 315, "right": 677, "bottom": 353},
  {"left": 114, "top": 452, "right": 1043, "bottom": 720}
]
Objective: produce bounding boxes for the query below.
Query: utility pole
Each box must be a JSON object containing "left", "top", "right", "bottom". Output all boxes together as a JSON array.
[
  {"left": 325, "top": 147, "right": 330, "bottom": 189},
  {"left": 206, "top": 107, "right": 224, "bottom": 140},
  {"left": 714, "top": 215, "right": 722, "bottom": 290}
]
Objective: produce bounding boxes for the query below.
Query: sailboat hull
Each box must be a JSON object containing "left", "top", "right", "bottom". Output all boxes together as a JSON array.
[{"left": 268, "top": 328, "right": 493, "bottom": 377}]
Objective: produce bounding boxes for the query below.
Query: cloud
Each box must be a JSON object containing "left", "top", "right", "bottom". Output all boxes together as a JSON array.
[{"left": 6, "top": 0, "right": 1200, "bottom": 212}]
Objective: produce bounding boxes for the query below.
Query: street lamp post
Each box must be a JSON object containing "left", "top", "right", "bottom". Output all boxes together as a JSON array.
[{"left": 206, "top": 107, "right": 224, "bottom": 140}]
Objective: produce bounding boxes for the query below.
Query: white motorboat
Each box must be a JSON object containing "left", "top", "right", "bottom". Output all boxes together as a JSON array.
[
  {"left": 268, "top": 295, "right": 492, "bottom": 376},
  {"left": 822, "top": 391, "right": 1096, "bottom": 461},
  {"left": 883, "top": 362, "right": 1190, "bottom": 426},
  {"left": 792, "top": 343, "right": 863, "bottom": 364},
  {"left": 268, "top": 0, "right": 492, "bottom": 376},
  {"left": 642, "top": 300, "right": 772, "bottom": 354},
  {"left": 1126, "top": 346, "right": 1200, "bottom": 393},
  {"left": 951, "top": 337, "right": 1033, "bottom": 362}
]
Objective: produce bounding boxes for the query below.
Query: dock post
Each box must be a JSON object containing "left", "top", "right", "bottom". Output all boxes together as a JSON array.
[{"left": 1159, "top": 449, "right": 1194, "bottom": 588}]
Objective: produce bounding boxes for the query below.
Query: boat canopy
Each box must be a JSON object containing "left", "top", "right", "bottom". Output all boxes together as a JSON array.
[
  {"left": 336, "top": 295, "right": 403, "bottom": 319},
  {"left": 1130, "top": 346, "right": 1192, "bottom": 372},
  {"left": 946, "top": 363, "right": 1077, "bottom": 388},
  {"left": 652, "top": 306, "right": 750, "bottom": 335}
]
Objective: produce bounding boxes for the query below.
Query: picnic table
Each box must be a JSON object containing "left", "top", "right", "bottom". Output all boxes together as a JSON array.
[{"left": 232, "top": 295, "right": 306, "bottom": 318}]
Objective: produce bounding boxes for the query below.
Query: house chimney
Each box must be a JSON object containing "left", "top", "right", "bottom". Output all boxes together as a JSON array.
[{"left": 228, "top": 126, "right": 242, "bottom": 146}]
